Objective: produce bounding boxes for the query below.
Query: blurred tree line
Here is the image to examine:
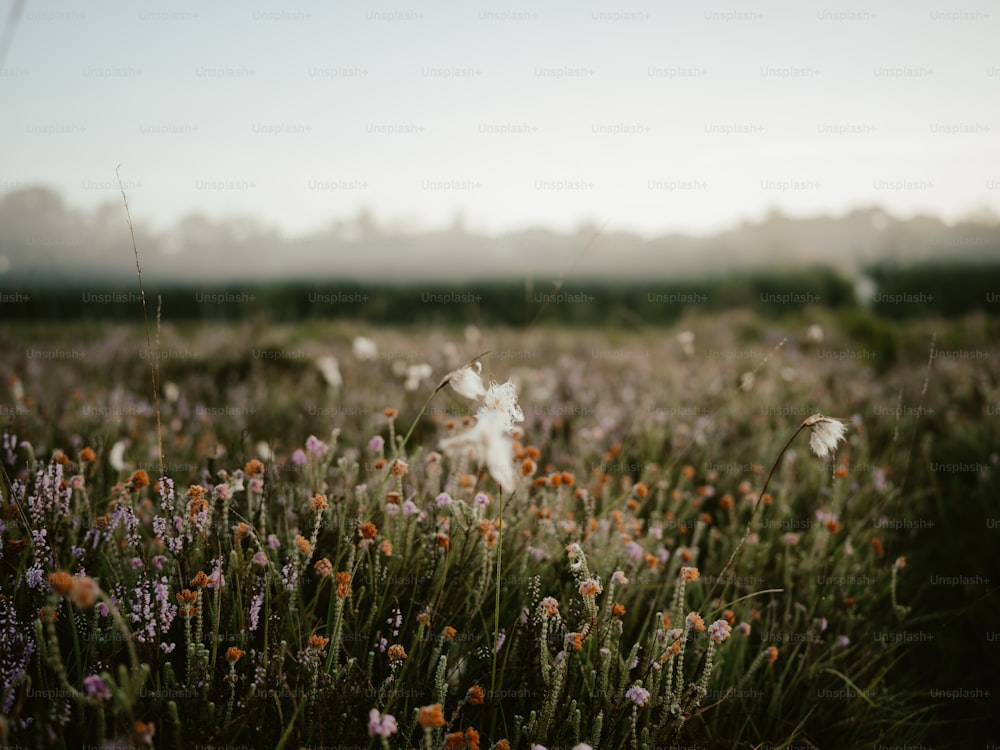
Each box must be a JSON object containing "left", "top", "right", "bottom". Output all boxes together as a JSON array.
[{"left": 2, "top": 264, "right": 997, "bottom": 325}]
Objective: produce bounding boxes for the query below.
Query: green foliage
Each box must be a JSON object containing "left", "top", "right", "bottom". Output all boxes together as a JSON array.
[{"left": 0, "top": 314, "right": 990, "bottom": 748}]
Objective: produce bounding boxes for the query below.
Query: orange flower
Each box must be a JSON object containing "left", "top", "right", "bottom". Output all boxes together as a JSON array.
[
  {"left": 570, "top": 632, "right": 584, "bottom": 650},
  {"left": 825, "top": 519, "right": 840, "bottom": 534},
  {"left": 129, "top": 469, "right": 150, "bottom": 492},
  {"left": 612, "top": 603, "right": 626, "bottom": 617},
  {"left": 719, "top": 493, "right": 734, "bottom": 510},
  {"left": 686, "top": 612, "right": 705, "bottom": 631},
  {"left": 190, "top": 571, "right": 211, "bottom": 589},
  {"left": 418, "top": 703, "right": 446, "bottom": 728},
  {"left": 335, "top": 571, "right": 352, "bottom": 599},
  {"left": 388, "top": 644, "right": 407, "bottom": 661},
  {"left": 48, "top": 570, "right": 74, "bottom": 595},
  {"left": 578, "top": 579, "right": 602, "bottom": 598},
  {"left": 314, "top": 558, "right": 333, "bottom": 577},
  {"left": 389, "top": 459, "right": 408, "bottom": 477},
  {"left": 386, "top": 491, "right": 402, "bottom": 504},
  {"left": 295, "top": 535, "right": 312, "bottom": 556},
  {"left": 521, "top": 458, "right": 537, "bottom": 476},
  {"left": 495, "top": 741, "right": 511, "bottom": 750},
  {"left": 446, "top": 732, "right": 465, "bottom": 750},
  {"left": 681, "top": 464, "right": 695, "bottom": 480},
  {"left": 467, "top": 685, "right": 485, "bottom": 705},
  {"left": 723, "top": 609, "right": 736, "bottom": 624},
  {"left": 417, "top": 612, "right": 431, "bottom": 627},
  {"left": 310, "top": 493, "right": 328, "bottom": 511},
  {"left": 442, "top": 626, "right": 457, "bottom": 640},
  {"left": 132, "top": 721, "right": 155, "bottom": 744},
  {"left": 373, "top": 458, "right": 387, "bottom": 470},
  {"left": 560, "top": 471, "right": 574, "bottom": 486},
  {"left": 226, "top": 646, "right": 245, "bottom": 663},
  {"left": 379, "top": 539, "right": 393, "bottom": 556},
  {"left": 176, "top": 589, "right": 197, "bottom": 605},
  {"left": 834, "top": 465, "right": 849, "bottom": 479},
  {"left": 870, "top": 536, "right": 884, "bottom": 555},
  {"left": 38, "top": 606, "right": 59, "bottom": 622},
  {"left": 245, "top": 459, "right": 264, "bottom": 477},
  {"left": 69, "top": 576, "right": 97, "bottom": 608},
  {"left": 307, "top": 634, "right": 330, "bottom": 650},
  {"left": 383, "top": 407, "right": 399, "bottom": 419},
  {"left": 234, "top": 522, "right": 251, "bottom": 541},
  {"left": 465, "top": 727, "right": 480, "bottom": 750},
  {"left": 766, "top": 646, "right": 779, "bottom": 664},
  {"left": 680, "top": 566, "right": 700, "bottom": 583},
  {"left": 359, "top": 522, "right": 378, "bottom": 540},
  {"left": 79, "top": 446, "right": 96, "bottom": 463},
  {"left": 634, "top": 482, "right": 648, "bottom": 498},
  {"left": 436, "top": 532, "right": 450, "bottom": 549}
]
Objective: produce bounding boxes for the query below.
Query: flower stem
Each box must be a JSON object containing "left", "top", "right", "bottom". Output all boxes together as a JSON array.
[{"left": 704, "top": 421, "right": 808, "bottom": 608}]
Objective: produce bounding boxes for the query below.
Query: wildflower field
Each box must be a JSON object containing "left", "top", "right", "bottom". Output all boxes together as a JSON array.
[{"left": 0, "top": 309, "right": 996, "bottom": 749}]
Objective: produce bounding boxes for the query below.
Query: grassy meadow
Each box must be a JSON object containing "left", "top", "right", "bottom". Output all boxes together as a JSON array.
[{"left": 0, "top": 308, "right": 996, "bottom": 749}]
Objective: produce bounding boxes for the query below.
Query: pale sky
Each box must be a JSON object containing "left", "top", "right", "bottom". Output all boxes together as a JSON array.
[{"left": 1, "top": 0, "right": 998, "bottom": 237}]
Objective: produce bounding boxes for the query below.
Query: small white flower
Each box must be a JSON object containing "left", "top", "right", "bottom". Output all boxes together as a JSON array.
[
  {"left": 446, "top": 361, "right": 486, "bottom": 401},
  {"left": 352, "top": 336, "right": 378, "bottom": 361},
  {"left": 109, "top": 440, "right": 128, "bottom": 472},
  {"left": 255, "top": 441, "right": 273, "bottom": 461},
  {"left": 804, "top": 414, "right": 848, "bottom": 459},
  {"left": 316, "top": 355, "right": 342, "bottom": 388}
]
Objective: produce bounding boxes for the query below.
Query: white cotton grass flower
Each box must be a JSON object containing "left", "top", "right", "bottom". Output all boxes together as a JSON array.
[
  {"left": 352, "top": 335, "right": 378, "bottom": 361},
  {"left": 108, "top": 440, "right": 129, "bottom": 472},
  {"left": 677, "top": 330, "right": 696, "bottom": 357},
  {"left": 479, "top": 380, "right": 524, "bottom": 432},
  {"left": 316, "top": 355, "right": 342, "bottom": 388},
  {"left": 163, "top": 381, "right": 180, "bottom": 403},
  {"left": 439, "top": 409, "right": 517, "bottom": 490},
  {"left": 804, "top": 413, "right": 848, "bottom": 459},
  {"left": 444, "top": 361, "right": 486, "bottom": 401},
  {"left": 404, "top": 362, "right": 433, "bottom": 391}
]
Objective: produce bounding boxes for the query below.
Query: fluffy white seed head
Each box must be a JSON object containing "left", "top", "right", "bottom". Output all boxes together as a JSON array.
[{"left": 804, "top": 414, "right": 848, "bottom": 459}]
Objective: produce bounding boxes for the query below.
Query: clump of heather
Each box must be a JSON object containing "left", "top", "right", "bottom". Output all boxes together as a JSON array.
[{"left": 0, "top": 319, "right": 957, "bottom": 748}]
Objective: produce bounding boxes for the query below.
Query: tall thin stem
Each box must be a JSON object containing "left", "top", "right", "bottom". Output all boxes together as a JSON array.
[{"left": 704, "top": 422, "right": 808, "bottom": 608}]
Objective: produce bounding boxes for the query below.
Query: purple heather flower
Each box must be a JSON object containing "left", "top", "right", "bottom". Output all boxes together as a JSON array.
[
  {"left": 474, "top": 492, "right": 491, "bottom": 508},
  {"left": 368, "top": 435, "right": 385, "bottom": 453},
  {"left": 435, "top": 491, "right": 452, "bottom": 507},
  {"left": 267, "top": 534, "right": 280, "bottom": 549},
  {"left": 402, "top": 500, "right": 419, "bottom": 517},
  {"left": 625, "top": 541, "right": 643, "bottom": 563},
  {"left": 291, "top": 449, "right": 307, "bottom": 465},
  {"left": 83, "top": 675, "right": 112, "bottom": 701},
  {"left": 625, "top": 684, "right": 651, "bottom": 707},
  {"left": 306, "top": 434, "right": 328, "bottom": 456},
  {"left": 367, "top": 708, "right": 398, "bottom": 738}
]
